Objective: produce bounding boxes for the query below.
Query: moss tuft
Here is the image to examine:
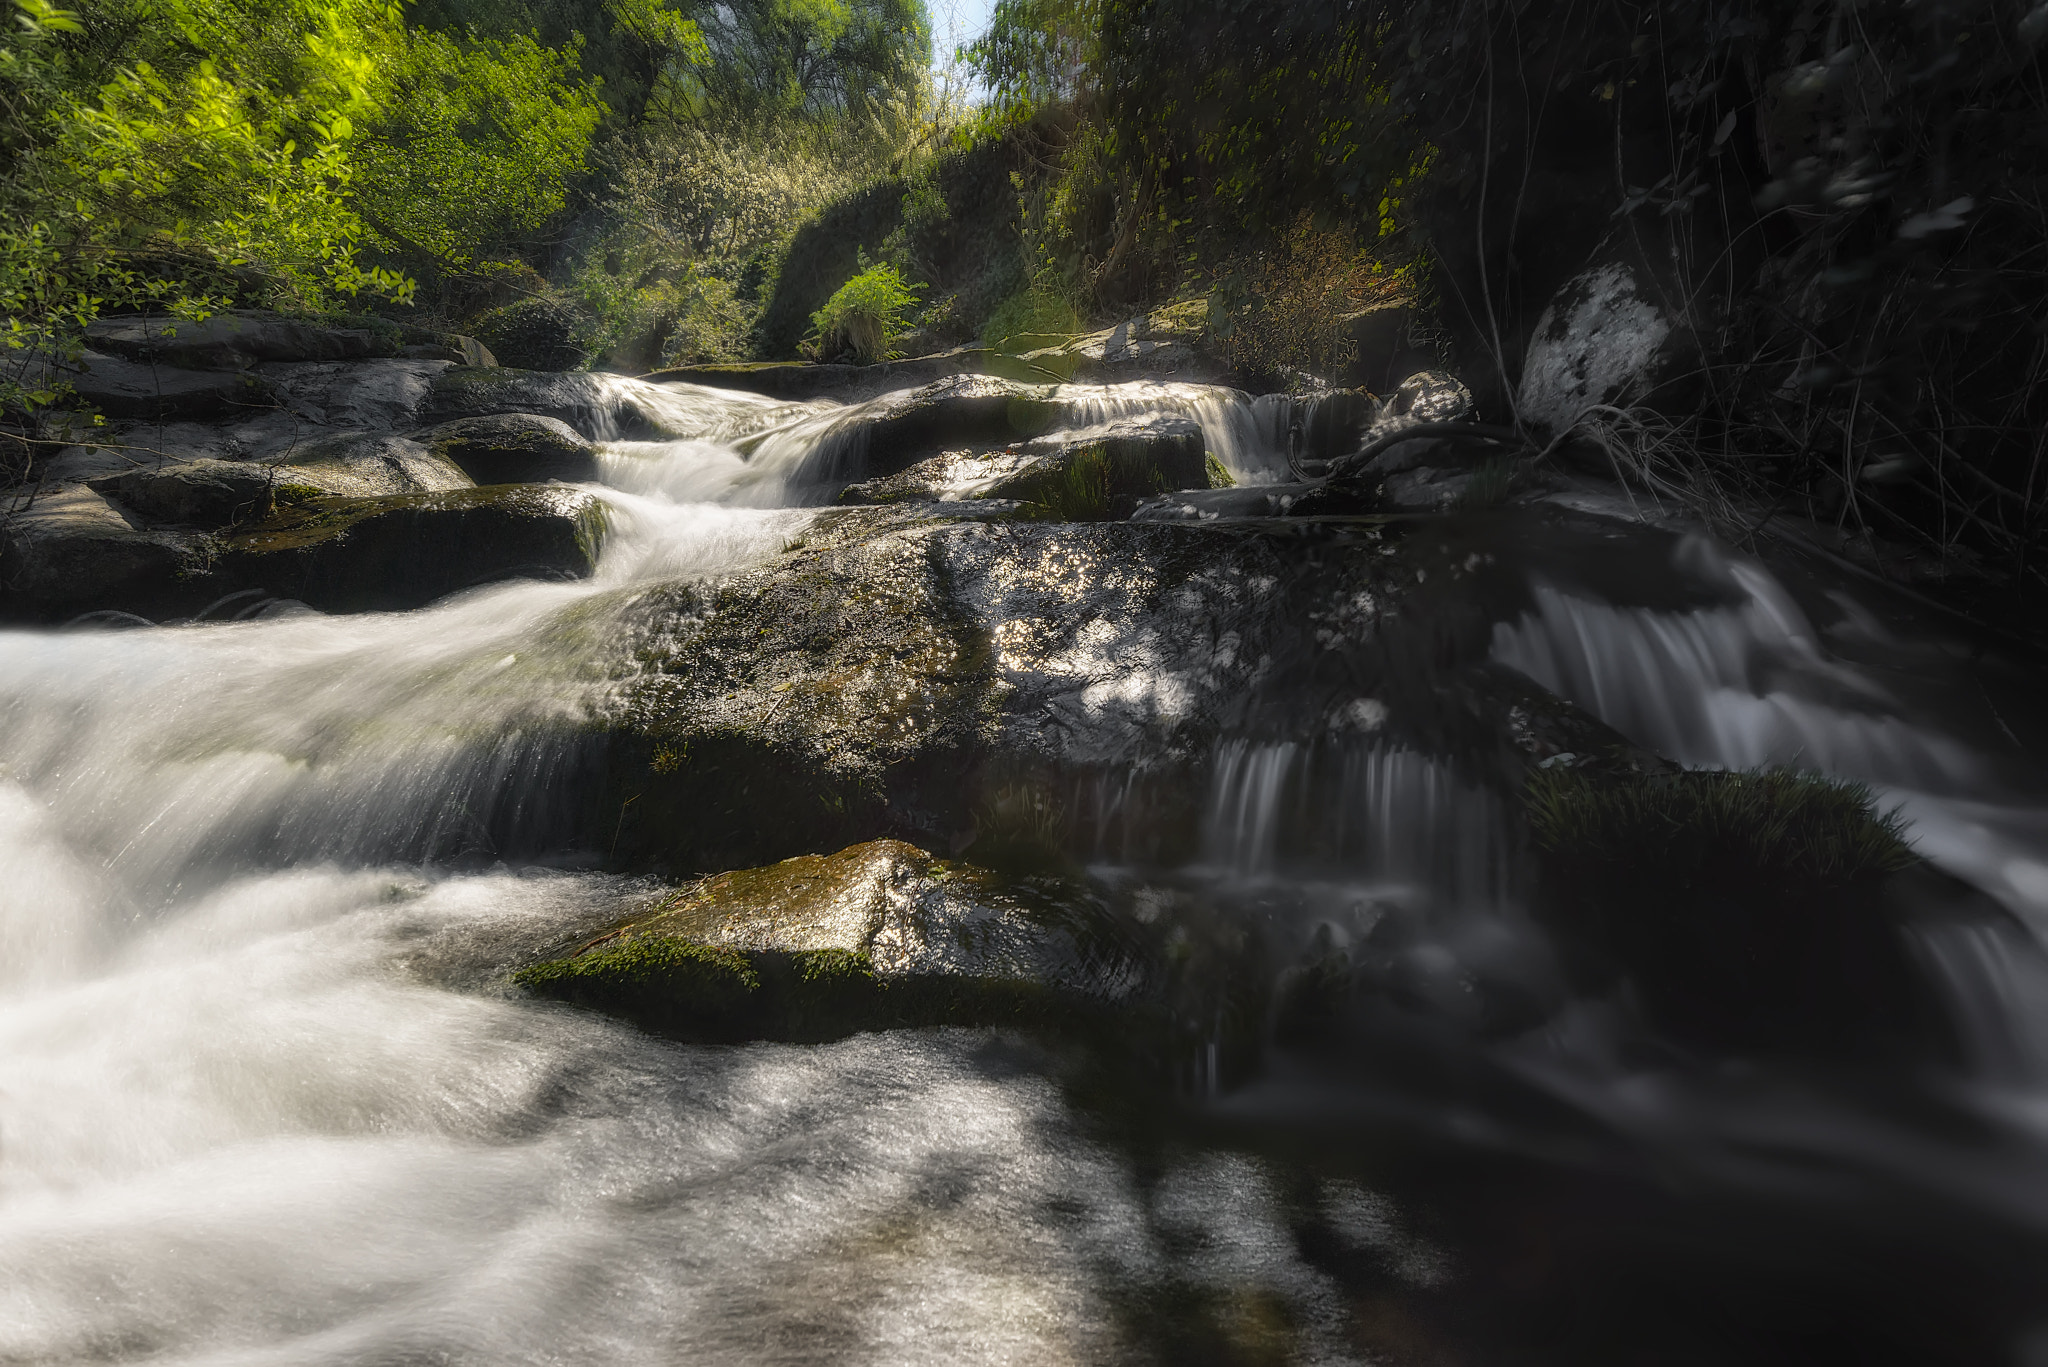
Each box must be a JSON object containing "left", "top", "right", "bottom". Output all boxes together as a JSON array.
[
  {"left": 1527, "top": 766, "right": 1917, "bottom": 891},
  {"left": 1205, "top": 453, "right": 1236, "bottom": 489},
  {"left": 516, "top": 934, "right": 759, "bottom": 1003}
]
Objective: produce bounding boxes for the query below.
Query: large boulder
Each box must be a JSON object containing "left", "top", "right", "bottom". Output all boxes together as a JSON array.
[
  {"left": 87, "top": 459, "right": 274, "bottom": 528},
  {"left": 85, "top": 310, "right": 398, "bottom": 370},
  {"left": 1515, "top": 258, "right": 1696, "bottom": 437},
  {"left": 823, "top": 374, "right": 1063, "bottom": 483},
  {"left": 411, "top": 413, "right": 600, "bottom": 485},
  {"left": 213, "top": 484, "right": 609, "bottom": 613},
  {"left": 514, "top": 839, "right": 1142, "bottom": 1041},
  {"left": 0, "top": 487, "right": 201, "bottom": 623},
  {"left": 417, "top": 366, "right": 657, "bottom": 441},
  {"left": 261, "top": 359, "right": 453, "bottom": 431},
  {"left": 596, "top": 508, "right": 1435, "bottom": 871}
]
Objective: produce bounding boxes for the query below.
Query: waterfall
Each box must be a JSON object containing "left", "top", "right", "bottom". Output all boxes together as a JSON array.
[{"left": 1203, "top": 739, "right": 1512, "bottom": 907}]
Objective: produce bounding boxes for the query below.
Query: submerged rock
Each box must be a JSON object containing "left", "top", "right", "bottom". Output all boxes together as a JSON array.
[
  {"left": 412, "top": 413, "right": 600, "bottom": 485},
  {"left": 87, "top": 459, "right": 275, "bottom": 528},
  {"left": 515, "top": 839, "right": 1140, "bottom": 1041}
]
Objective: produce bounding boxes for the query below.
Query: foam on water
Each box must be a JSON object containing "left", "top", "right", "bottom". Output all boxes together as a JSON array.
[{"left": 0, "top": 377, "right": 1361, "bottom": 1366}]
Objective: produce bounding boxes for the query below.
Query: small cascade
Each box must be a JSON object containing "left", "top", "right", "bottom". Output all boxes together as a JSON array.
[
  {"left": 1203, "top": 739, "right": 1513, "bottom": 906},
  {"left": 1491, "top": 536, "right": 2048, "bottom": 930},
  {"left": 1048, "top": 382, "right": 1293, "bottom": 484}
]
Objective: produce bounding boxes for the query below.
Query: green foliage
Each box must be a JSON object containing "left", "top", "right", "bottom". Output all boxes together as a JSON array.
[
  {"left": 808, "top": 251, "right": 919, "bottom": 360},
  {"left": 1526, "top": 766, "right": 1918, "bottom": 892},
  {"left": 470, "top": 295, "right": 585, "bottom": 370},
  {"left": 350, "top": 26, "right": 604, "bottom": 268}
]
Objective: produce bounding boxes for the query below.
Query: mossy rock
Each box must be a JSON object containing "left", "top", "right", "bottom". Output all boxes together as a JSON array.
[
  {"left": 984, "top": 418, "right": 1213, "bottom": 521},
  {"left": 515, "top": 839, "right": 1143, "bottom": 1042},
  {"left": 1525, "top": 766, "right": 1945, "bottom": 1055}
]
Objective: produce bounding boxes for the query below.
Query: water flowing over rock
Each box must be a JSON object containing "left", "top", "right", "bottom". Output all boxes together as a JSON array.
[{"left": 6, "top": 349, "right": 2048, "bottom": 1367}]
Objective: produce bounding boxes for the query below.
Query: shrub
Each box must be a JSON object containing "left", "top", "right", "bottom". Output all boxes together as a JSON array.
[
  {"left": 808, "top": 255, "right": 922, "bottom": 362},
  {"left": 470, "top": 296, "right": 587, "bottom": 371}
]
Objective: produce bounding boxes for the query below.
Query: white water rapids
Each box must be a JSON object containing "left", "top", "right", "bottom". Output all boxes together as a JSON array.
[{"left": 0, "top": 379, "right": 1407, "bottom": 1367}]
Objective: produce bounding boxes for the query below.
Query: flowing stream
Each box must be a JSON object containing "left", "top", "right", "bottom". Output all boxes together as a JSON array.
[{"left": 4, "top": 377, "right": 2048, "bottom": 1363}]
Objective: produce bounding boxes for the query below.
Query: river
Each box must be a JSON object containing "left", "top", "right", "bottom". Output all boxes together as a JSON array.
[{"left": 3, "top": 377, "right": 2046, "bottom": 1364}]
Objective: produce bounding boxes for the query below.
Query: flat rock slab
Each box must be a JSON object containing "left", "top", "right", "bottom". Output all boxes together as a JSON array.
[
  {"left": 58, "top": 353, "right": 277, "bottom": 421},
  {"left": 214, "top": 484, "right": 609, "bottom": 614},
  {"left": 88, "top": 459, "right": 274, "bottom": 528},
  {"left": 412, "top": 413, "right": 600, "bottom": 485},
  {"left": 87, "top": 310, "right": 392, "bottom": 370},
  {"left": 516, "top": 839, "right": 1143, "bottom": 1041},
  {"left": 0, "top": 487, "right": 200, "bottom": 623}
]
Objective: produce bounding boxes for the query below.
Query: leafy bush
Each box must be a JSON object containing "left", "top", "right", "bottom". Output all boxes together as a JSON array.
[
  {"left": 471, "top": 296, "right": 587, "bottom": 371},
  {"left": 808, "top": 254, "right": 921, "bottom": 362}
]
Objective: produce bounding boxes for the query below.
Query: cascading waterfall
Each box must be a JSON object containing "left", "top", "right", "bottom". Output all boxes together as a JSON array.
[{"left": 1490, "top": 535, "right": 2048, "bottom": 1086}]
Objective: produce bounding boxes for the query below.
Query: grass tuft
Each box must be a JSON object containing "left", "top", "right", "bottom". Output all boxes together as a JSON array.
[{"left": 1527, "top": 766, "right": 1917, "bottom": 890}]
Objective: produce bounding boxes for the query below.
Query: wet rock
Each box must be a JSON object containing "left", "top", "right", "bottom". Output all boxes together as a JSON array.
[
  {"left": 0, "top": 486, "right": 203, "bottom": 622},
  {"left": 1370, "top": 370, "right": 1477, "bottom": 434},
  {"left": 85, "top": 310, "right": 397, "bottom": 370},
  {"left": 1014, "top": 319, "right": 1207, "bottom": 384},
  {"left": 417, "top": 366, "right": 651, "bottom": 440},
  {"left": 212, "top": 484, "right": 609, "bottom": 614},
  {"left": 515, "top": 839, "right": 1141, "bottom": 1041},
  {"left": 87, "top": 459, "right": 274, "bottom": 528},
  {"left": 647, "top": 350, "right": 1059, "bottom": 401},
  {"left": 600, "top": 510, "right": 1425, "bottom": 870},
  {"left": 1291, "top": 388, "right": 1381, "bottom": 467},
  {"left": 1516, "top": 259, "right": 1695, "bottom": 437},
  {"left": 412, "top": 414, "right": 600, "bottom": 485},
  {"left": 56, "top": 352, "right": 277, "bottom": 422},
  {"left": 1525, "top": 765, "right": 1951, "bottom": 1058},
  {"left": 839, "top": 416, "right": 1213, "bottom": 518},
  {"left": 838, "top": 375, "right": 1063, "bottom": 482},
  {"left": 268, "top": 432, "right": 475, "bottom": 498}
]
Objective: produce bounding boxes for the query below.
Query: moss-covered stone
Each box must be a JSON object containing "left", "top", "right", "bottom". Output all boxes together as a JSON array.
[{"left": 515, "top": 838, "right": 1143, "bottom": 1042}]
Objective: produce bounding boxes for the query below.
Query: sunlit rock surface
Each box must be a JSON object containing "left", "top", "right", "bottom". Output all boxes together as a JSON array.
[{"left": 516, "top": 839, "right": 1144, "bottom": 1041}]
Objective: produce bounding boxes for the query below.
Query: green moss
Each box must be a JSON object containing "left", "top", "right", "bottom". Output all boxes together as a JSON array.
[
  {"left": 273, "top": 482, "right": 325, "bottom": 505},
  {"left": 516, "top": 934, "right": 760, "bottom": 997},
  {"left": 1205, "top": 453, "right": 1236, "bottom": 488},
  {"left": 1527, "top": 766, "right": 1917, "bottom": 890}
]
